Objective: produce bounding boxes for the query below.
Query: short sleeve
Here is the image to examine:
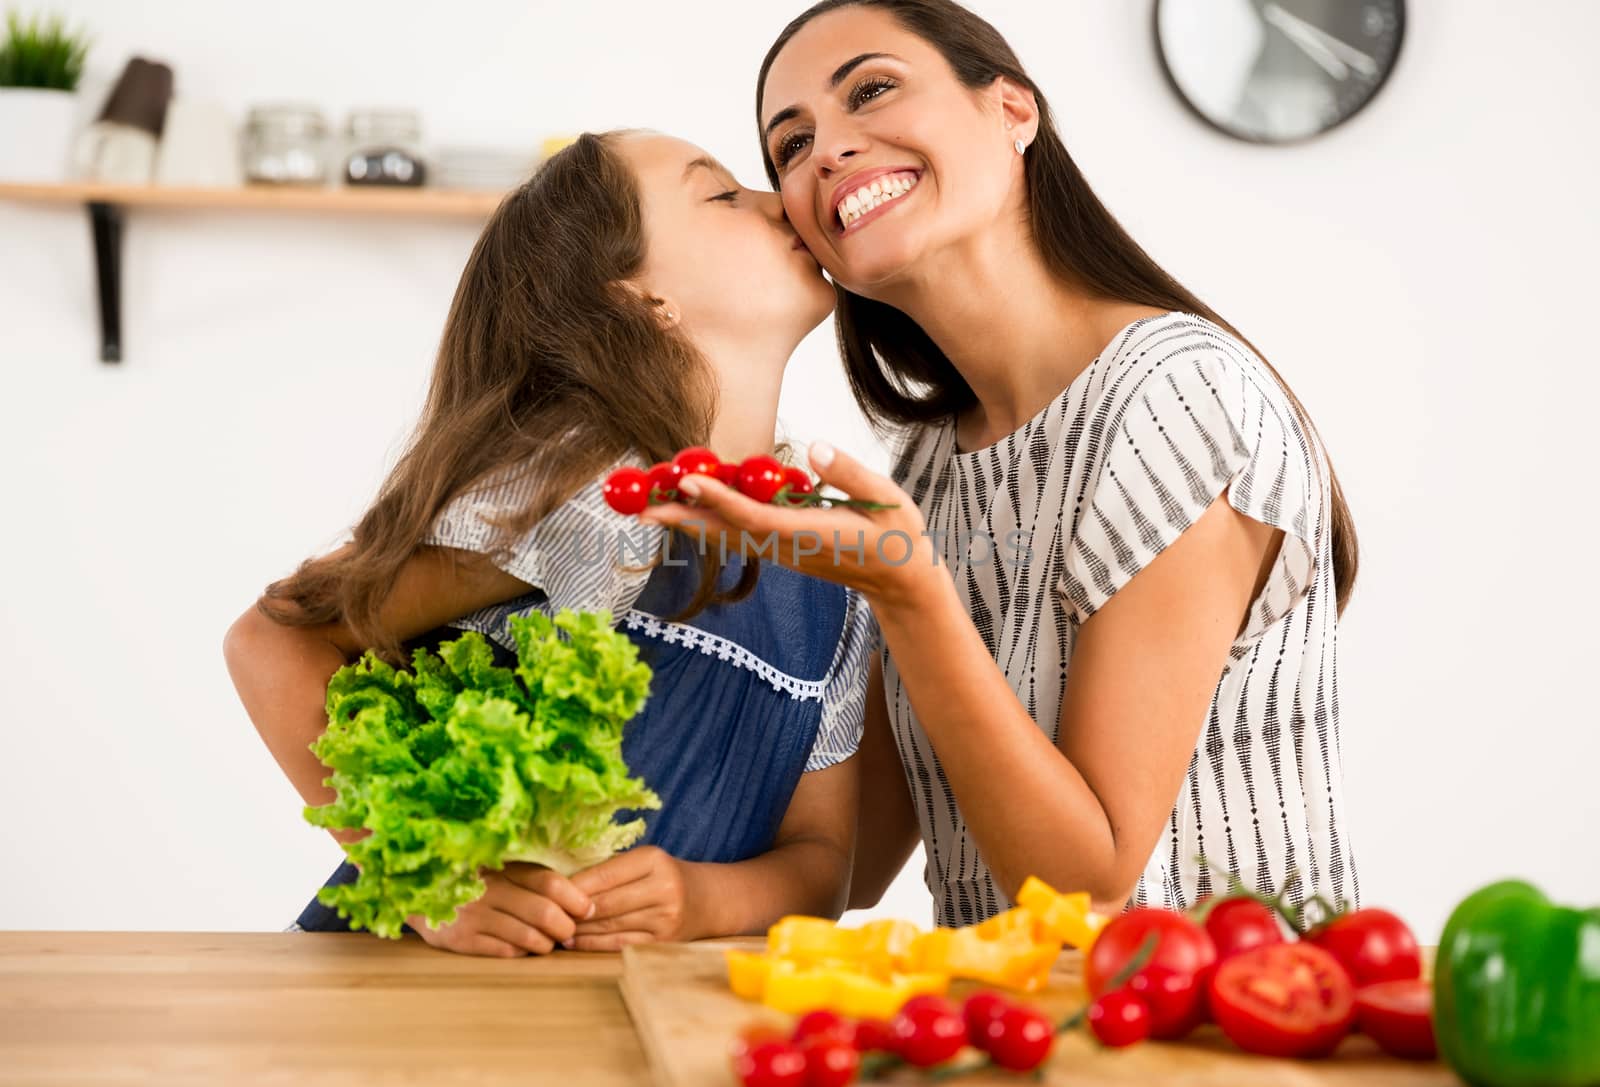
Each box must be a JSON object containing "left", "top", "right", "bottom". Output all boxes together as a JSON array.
[
  {"left": 423, "top": 460, "right": 665, "bottom": 620},
  {"left": 804, "top": 590, "right": 877, "bottom": 772},
  {"left": 1059, "top": 345, "right": 1319, "bottom": 646}
]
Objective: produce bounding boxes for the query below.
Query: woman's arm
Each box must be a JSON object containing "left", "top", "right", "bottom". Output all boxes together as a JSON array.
[
  {"left": 847, "top": 658, "right": 920, "bottom": 911},
  {"left": 570, "top": 754, "right": 859, "bottom": 949},
  {"left": 222, "top": 544, "right": 533, "bottom": 816},
  {"left": 642, "top": 448, "right": 1278, "bottom": 912}
]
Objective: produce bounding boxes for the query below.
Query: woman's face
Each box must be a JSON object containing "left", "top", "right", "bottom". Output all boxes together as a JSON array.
[
  {"left": 619, "top": 133, "right": 834, "bottom": 351},
  {"left": 760, "top": 6, "right": 1029, "bottom": 294}
]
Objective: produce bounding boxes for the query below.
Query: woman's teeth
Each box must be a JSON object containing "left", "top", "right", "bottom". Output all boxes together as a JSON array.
[{"left": 837, "top": 173, "right": 918, "bottom": 230}]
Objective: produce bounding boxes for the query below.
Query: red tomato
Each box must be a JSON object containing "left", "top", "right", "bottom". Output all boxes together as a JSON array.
[
  {"left": 732, "top": 1040, "right": 807, "bottom": 1087},
  {"left": 601, "top": 467, "right": 651, "bottom": 515},
  {"left": 961, "top": 992, "right": 1012, "bottom": 1049},
  {"left": 1086, "top": 908, "right": 1217, "bottom": 1038},
  {"left": 735, "top": 455, "right": 788, "bottom": 504},
  {"left": 1203, "top": 897, "right": 1285, "bottom": 962},
  {"left": 1087, "top": 989, "right": 1152, "bottom": 1048},
  {"left": 890, "top": 1001, "right": 966, "bottom": 1068},
  {"left": 714, "top": 462, "right": 742, "bottom": 487},
  {"left": 798, "top": 1036, "right": 859, "bottom": 1087},
  {"left": 1307, "top": 908, "right": 1422, "bottom": 987},
  {"left": 1128, "top": 965, "right": 1202, "bottom": 1039},
  {"left": 646, "top": 461, "right": 685, "bottom": 500},
  {"left": 851, "top": 1018, "right": 895, "bottom": 1054},
  {"left": 980, "top": 1005, "right": 1054, "bottom": 1071},
  {"left": 672, "top": 446, "right": 722, "bottom": 480},
  {"left": 791, "top": 1010, "right": 852, "bottom": 1048},
  {"left": 730, "top": 1024, "right": 789, "bottom": 1061},
  {"left": 1208, "top": 943, "right": 1357, "bottom": 1058},
  {"left": 1354, "top": 978, "right": 1436, "bottom": 1060},
  {"left": 781, "top": 466, "right": 815, "bottom": 497},
  {"left": 898, "top": 994, "right": 957, "bottom": 1019}
]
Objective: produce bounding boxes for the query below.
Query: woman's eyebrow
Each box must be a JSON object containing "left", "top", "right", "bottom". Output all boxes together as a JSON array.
[{"left": 762, "top": 52, "right": 902, "bottom": 145}]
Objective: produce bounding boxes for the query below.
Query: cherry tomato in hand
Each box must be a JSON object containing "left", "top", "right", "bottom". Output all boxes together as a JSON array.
[
  {"left": 891, "top": 1001, "right": 966, "bottom": 1068},
  {"left": 735, "top": 455, "right": 788, "bottom": 504},
  {"left": 961, "top": 992, "right": 1013, "bottom": 1050},
  {"left": 1128, "top": 964, "right": 1203, "bottom": 1039},
  {"left": 602, "top": 467, "right": 650, "bottom": 515},
  {"left": 799, "top": 1036, "right": 860, "bottom": 1087},
  {"left": 1203, "top": 897, "right": 1286, "bottom": 962},
  {"left": 1208, "top": 943, "right": 1357, "bottom": 1058},
  {"left": 647, "top": 461, "right": 685, "bottom": 501},
  {"left": 714, "top": 462, "right": 742, "bottom": 487},
  {"left": 781, "top": 466, "right": 814, "bottom": 497},
  {"left": 1307, "top": 908, "right": 1422, "bottom": 987},
  {"left": 1087, "top": 989, "right": 1152, "bottom": 1048},
  {"left": 1087, "top": 908, "right": 1217, "bottom": 1038},
  {"left": 733, "top": 1039, "right": 808, "bottom": 1087},
  {"left": 981, "top": 1005, "right": 1054, "bottom": 1071},
  {"left": 1354, "top": 978, "right": 1436, "bottom": 1060},
  {"left": 671, "top": 446, "right": 721, "bottom": 480}
]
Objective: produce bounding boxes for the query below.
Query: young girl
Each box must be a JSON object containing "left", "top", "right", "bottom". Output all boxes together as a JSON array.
[
  {"left": 646, "top": 0, "right": 1360, "bottom": 927},
  {"left": 224, "top": 131, "right": 875, "bottom": 957}
]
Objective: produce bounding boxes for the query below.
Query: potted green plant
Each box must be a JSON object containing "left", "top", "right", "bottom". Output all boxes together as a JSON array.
[{"left": 0, "top": 10, "right": 90, "bottom": 182}]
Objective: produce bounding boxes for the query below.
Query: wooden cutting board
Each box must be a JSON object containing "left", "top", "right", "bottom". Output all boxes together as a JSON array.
[{"left": 620, "top": 942, "right": 1462, "bottom": 1087}]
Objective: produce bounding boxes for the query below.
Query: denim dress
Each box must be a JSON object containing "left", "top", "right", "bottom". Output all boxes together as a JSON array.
[{"left": 291, "top": 489, "right": 876, "bottom": 932}]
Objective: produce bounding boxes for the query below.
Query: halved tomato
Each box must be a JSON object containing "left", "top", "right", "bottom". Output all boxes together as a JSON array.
[
  {"left": 1208, "top": 943, "right": 1356, "bottom": 1058},
  {"left": 1354, "top": 978, "right": 1436, "bottom": 1060}
]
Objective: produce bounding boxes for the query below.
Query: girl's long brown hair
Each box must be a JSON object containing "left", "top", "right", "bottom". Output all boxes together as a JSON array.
[
  {"left": 758, "top": 0, "right": 1358, "bottom": 615},
  {"left": 260, "top": 132, "right": 755, "bottom": 663}
]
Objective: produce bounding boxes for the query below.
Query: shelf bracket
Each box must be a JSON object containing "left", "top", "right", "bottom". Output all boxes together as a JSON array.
[{"left": 87, "top": 200, "right": 123, "bottom": 363}]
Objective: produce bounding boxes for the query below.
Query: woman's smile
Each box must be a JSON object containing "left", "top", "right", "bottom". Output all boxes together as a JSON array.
[{"left": 830, "top": 167, "right": 922, "bottom": 235}]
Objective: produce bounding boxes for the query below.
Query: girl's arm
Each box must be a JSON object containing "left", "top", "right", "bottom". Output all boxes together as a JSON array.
[
  {"left": 569, "top": 754, "right": 859, "bottom": 949},
  {"left": 222, "top": 544, "right": 533, "bottom": 818},
  {"left": 846, "top": 658, "right": 920, "bottom": 911}
]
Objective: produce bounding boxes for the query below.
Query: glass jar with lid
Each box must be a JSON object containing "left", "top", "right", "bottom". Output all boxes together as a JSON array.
[
  {"left": 242, "top": 104, "right": 331, "bottom": 185},
  {"left": 343, "top": 108, "right": 425, "bottom": 186}
]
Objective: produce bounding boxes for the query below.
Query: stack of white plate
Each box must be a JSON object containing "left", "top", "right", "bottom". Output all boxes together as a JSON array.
[{"left": 430, "top": 145, "right": 537, "bottom": 191}]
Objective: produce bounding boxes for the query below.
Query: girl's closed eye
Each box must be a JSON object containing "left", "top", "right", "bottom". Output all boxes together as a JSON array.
[{"left": 710, "top": 190, "right": 739, "bottom": 204}]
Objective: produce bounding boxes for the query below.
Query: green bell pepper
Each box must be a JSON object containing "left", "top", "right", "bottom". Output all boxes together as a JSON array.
[{"left": 1433, "top": 880, "right": 1600, "bottom": 1087}]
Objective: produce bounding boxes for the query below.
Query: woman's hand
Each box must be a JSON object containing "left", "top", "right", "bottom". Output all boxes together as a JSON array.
[
  {"left": 568, "top": 846, "right": 704, "bottom": 951},
  {"left": 640, "top": 442, "right": 938, "bottom": 609},
  {"left": 408, "top": 862, "right": 594, "bottom": 958}
]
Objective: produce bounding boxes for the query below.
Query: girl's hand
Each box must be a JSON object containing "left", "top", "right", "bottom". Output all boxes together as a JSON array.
[
  {"left": 568, "top": 846, "right": 702, "bottom": 951},
  {"left": 641, "top": 443, "right": 938, "bottom": 608},
  {"left": 408, "top": 862, "right": 594, "bottom": 958}
]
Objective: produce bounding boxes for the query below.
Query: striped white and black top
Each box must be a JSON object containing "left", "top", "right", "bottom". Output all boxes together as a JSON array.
[{"left": 884, "top": 311, "right": 1357, "bottom": 925}]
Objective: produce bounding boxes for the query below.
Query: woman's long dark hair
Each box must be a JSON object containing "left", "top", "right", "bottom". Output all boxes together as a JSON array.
[
  {"left": 758, "top": 0, "right": 1358, "bottom": 615},
  {"left": 260, "top": 132, "right": 755, "bottom": 663}
]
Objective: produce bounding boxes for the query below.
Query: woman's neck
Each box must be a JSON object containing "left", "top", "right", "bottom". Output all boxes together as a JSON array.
[{"left": 873, "top": 218, "right": 1159, "bottom": 450}]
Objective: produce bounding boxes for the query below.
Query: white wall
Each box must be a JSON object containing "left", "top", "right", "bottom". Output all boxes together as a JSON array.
[{"left": 2, "top": 0, "right": 1595, "bottom": 941}]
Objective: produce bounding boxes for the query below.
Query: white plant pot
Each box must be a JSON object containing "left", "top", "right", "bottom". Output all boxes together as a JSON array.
[{"left": 0, "top": 87, "right": 79, "bottom": 183}]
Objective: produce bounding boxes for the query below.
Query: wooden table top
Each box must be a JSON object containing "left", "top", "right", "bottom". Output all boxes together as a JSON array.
[{"left": 0, "top": 930, "right": 658, "bottom": 1086}]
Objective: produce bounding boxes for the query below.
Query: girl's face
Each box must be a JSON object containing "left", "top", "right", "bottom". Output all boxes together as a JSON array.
[
  {"left": 760, "top": 6, "right": 1032, "bottom": 294},
  {"left": 620, "top": 133, "right": 834, "bottom": 352}
]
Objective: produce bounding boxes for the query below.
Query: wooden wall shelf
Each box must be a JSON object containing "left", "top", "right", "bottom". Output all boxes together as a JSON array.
[{"left": 0, "top": 181, "right": 506, "bottom": 362}]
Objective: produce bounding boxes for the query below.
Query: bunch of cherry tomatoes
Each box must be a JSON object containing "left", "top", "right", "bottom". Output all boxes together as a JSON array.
[
  {"left": 603, "top": 447, "right": 813, "bottom": 516},
  {"left": 730, "top": 889, "right": 1434, "bottom": 1086}
]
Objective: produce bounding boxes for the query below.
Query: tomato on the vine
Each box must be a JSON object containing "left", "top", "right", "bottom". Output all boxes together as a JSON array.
[
  {"left": 1354, "top": 978, "right": 1436, "bottom": 1060},
  {"left": 798, "top": 1035, "right": 859, "bottom": 1087},
  {"left": 1307, "top": 908, "right": 1422, "bottom": 987},
  {"left": 1127, "top": 964, "right": 1202, "bottom": 1038},
  {"left": 646, "top": 461, "right": 685, "bottom": 500},
  {"left": 981, "top": 1005, "right": 1054, "bottom": 1071},
  {"left": 601, "top": 467, "right": 650, "bottom": 515},
  {"left": 961, "top": 992, "right": 1012, "bottom": 1049},
  {"left": 714, "top": 462, "right": 742, "bottom": 487},
  {"left": 1086, "top": 908, "right": 1217, "bottom": 1039},
  {"left": 791, "top": 1009, "right": 854, "bottom": 1048},
  {"left": 852, "top": 1018, "right": 895, "bottom": 1054},
  {"left": 1087, "top": 989, "right": 1152, "bottom": 1048},
  {"left": 781, "top": 466, "right": 814, "bottom": 497},
  {"left": 732, "top": 1039, "right": 807, "bottom": 1087},
  {"left": 672, "top": 446, "right": 721, "bottom": 480},
  {"left": 1208, "top": 943, "right": 1357, "bottom": 1058},
  {"left": 735, "top": 455, "right": 788, "bottom": 504},
  {"left": 1203, "top": 897, "right": 1285, "bottom": 962},
  {"left": 890, "top": 998, "right": 966, "bottom": 1068}
]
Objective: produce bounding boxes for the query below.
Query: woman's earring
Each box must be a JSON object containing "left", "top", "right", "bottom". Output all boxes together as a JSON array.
[{"left": 1014, "top": 138, "right": 1026, "bottom": 155}]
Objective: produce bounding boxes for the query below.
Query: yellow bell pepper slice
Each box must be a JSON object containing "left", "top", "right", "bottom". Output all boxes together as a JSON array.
[
  {"left": 1015, "top": 876, "right": 1106, "bottom": 949},
  {"left": 725, "top": 949, "right": 772, "bottom": 1001},
  {"left": 763, "top": 962, "right": 841, "bottom": 1015},
  {"left": 767, "top": 916, "right": 861, "bottom": 964},
  {"left": 856, "top": 919, "right": 923, "bottom": 978}
]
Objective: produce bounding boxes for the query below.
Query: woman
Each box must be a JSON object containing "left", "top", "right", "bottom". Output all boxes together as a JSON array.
[
  {"left": 224, "top": 131, "right": 875, "bottom": 956},
  {"left": 644, "top": 0, "right": 1359, "bottom": 927}
]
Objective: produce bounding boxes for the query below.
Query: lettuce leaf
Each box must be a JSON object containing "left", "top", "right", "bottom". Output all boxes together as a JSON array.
[{"left": 303, "top": 610, "right": 660, "bottom": 938}]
